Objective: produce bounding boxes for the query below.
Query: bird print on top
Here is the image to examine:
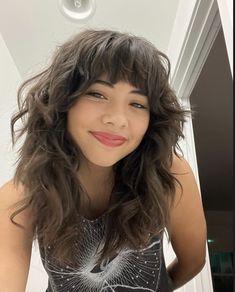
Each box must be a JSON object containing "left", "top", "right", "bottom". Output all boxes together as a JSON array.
[{"left": 39, "top": 214, "right": 170, "bottom": 292}]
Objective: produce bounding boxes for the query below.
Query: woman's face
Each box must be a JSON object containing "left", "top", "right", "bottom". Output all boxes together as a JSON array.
[{"left": 67, "top": 77, "right": 150, "bottom": 167}]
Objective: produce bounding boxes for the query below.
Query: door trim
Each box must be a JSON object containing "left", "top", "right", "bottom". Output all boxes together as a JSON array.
[{"left": 165, "top": 0, "right": 222, "bottom": 291}]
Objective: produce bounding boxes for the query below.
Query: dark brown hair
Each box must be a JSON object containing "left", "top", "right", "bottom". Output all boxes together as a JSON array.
[{"left": 10, "top": 29, "right": 191, "bottom": 265}]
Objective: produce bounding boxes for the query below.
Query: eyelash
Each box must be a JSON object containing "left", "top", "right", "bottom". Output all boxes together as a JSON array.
[
  {"left": 86, "top": 92, "right": 105, "bottom": 99},
  {"left": 131, "top": 103, "right": 148, "bottom": 109},
  {"left": 86, "top": 91, "right": 148, "bottom": 110}
]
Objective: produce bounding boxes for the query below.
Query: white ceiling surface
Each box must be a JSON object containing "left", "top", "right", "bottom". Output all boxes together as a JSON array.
[{"left": 0, "top": 0, "right": 180, "bottom": 78}]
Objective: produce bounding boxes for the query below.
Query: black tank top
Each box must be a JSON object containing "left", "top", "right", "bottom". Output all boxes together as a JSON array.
[{"left": 39, "top": 214, "right": 171, "bottom": 292}]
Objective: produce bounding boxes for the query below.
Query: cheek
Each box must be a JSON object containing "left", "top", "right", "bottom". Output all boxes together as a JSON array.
[
  {"left": 140, "top": 115, "right": 150, "bottom": 133},
  {"left": 67, "top": 107, "right": 83, "bottom": 137},
  {"left": 133, "top": 116, "right": 150, "bottom": 141},
  {"left": 67, "top": 102, "right": 98, "bottom": 129}
]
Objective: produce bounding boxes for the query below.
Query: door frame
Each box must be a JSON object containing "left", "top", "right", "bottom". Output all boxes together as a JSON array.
[
  {"left": 165, "top": 0, "right": 224, "bottom": 291},
  {"left": 216, "top": 0, "right": 233, "bottom": 77}
]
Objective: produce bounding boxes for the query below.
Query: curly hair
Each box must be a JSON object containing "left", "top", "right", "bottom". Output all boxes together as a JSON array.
[{"left": 10, "top": 29, "right": 191, "bottom": 266}]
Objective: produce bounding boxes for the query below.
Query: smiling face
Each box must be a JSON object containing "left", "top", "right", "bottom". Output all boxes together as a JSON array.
[{"left": 67, "top": 77, "right": 150, "bottom": 169}]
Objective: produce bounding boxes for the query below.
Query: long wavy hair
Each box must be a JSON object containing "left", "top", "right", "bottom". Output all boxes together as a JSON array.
[{"left": 10, "top": 29, "right": 191, "bottom": 265}]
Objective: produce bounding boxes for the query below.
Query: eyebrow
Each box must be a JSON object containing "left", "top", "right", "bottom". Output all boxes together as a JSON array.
[{"left": 93, "top": 79, "right": 147, "bottom": 98}]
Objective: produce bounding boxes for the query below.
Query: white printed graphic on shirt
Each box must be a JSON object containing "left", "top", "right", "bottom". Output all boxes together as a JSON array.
[{"left": 41, "top": 217, "right": 163, "bottom": 292}]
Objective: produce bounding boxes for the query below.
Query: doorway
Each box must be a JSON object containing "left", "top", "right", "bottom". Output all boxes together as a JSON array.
[{"left": 190, "top": 26, "right": 233, "bottom": 292}]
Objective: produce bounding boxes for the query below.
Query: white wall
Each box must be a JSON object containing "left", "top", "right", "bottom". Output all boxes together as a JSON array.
[
  {"left": 0, "top": 33, "right": 21, "bottom": 185},
  {"left": 0, "top": 33, "right": 48, "bottom": 292}
]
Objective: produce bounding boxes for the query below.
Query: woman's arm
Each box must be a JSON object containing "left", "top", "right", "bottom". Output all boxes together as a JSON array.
[
  {"left": 166, "top": 153, "right": 207, "bottom": 290},
  {"left": 0, "top": 180, "right": 34, "bottom": 292}
]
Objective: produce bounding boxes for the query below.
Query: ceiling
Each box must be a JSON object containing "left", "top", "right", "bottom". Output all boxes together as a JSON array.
[
  {"left": 0, "top": 1, "right": 232, "bottom": 211},
  {"left": 0, "top": 0, "right": 179, "bottom": 77}
]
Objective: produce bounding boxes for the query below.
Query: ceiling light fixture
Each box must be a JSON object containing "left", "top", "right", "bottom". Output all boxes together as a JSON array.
[{"left": 58, "top": 0, "right": 96, "bottom": 22}]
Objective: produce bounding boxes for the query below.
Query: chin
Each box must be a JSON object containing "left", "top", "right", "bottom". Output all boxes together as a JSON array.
[
  {"left": 90, "top": 159, "right": 119, "bottom": 168},
  {"left": 82, "top": 149, "right": 134, "bottom": 168},
  {"left": 86, "top": 153, "right": 127, "bottom": 168}
]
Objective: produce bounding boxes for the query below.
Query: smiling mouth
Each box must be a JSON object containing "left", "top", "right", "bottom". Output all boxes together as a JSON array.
[{"left": 90, "top": 132, "right": 126, "bottom": 147}]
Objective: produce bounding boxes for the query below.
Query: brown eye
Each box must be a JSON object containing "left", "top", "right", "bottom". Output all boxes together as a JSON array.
[
  {"left": 131, "top": 102, "right": 148, "bottom": 109},
  {"left": 86, "top": 91, "right": 106, "bottom": 99}
]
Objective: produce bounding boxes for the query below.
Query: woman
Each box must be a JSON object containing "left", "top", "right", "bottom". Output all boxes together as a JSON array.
[{"left": 0, "top": 29, "right": 207, "bottom": 291}]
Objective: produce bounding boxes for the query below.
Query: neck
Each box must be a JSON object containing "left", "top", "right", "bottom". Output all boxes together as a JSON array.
[
  {"left": 77, "top": 161, "right": 114, "bottom": 219},
  {"left": 78, "top": 160, "right": 114, "bottom": 185}
]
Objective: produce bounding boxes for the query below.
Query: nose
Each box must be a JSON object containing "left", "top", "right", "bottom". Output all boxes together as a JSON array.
[{"left": 101, "top": 107, "right": 128, "bottom": 129}]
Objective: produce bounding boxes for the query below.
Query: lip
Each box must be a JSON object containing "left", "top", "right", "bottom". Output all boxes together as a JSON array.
[{"left": 90, "top": 131, "right": 127, "bottom": 147}]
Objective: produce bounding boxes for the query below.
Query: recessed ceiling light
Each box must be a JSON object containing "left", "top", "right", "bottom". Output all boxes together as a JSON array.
[{"left": 58, "top": 0, "right": 96, "bottom": 22}]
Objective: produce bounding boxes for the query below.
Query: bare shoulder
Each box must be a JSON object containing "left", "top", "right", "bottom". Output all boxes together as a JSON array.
[
  {"left": 0, "top": 179, "right": 33, "bottom": 231},
  {"left": 170, "top": 152, "right": 191, "bottom": 174},
  {"left": 0, "top": 179, "right": 26, "bottom": 212},
  {"left": 168, "top": 152, "right": 195, "bottom": 205},
  {"left": 0, "top": 180, "right": 34, "bottom": 290},
  {"left": 167, "top": 152, "right": 207, "bottom": 265},
  {"left": 0, "top": 179, "right": 25, "bottom": 200},
  {"left": 168, "top": 152, "right": 202, "bottom": 211}
]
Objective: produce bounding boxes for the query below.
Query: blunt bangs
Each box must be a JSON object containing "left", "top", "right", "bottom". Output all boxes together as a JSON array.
[{"left": 69, "top": 31, "right": 163, "bottom": 103}]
